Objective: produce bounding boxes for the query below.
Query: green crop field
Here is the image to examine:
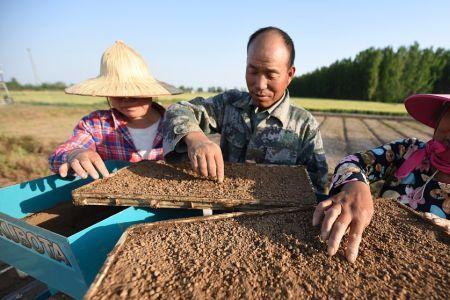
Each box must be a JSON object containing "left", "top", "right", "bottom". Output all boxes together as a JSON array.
[
  {"left": 9, "top": 90, "right": 407, "bottom": 115},
  {"left": 291, "top": 98, "right": 406, "bottom": 115}
]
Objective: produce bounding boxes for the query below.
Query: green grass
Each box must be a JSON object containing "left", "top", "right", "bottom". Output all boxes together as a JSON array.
[
  {"left": 291, "top": 98, "right": 407, "bottom": 115},
  {"left": 9, "top": 90, "right": 407, "bottom": 115}
]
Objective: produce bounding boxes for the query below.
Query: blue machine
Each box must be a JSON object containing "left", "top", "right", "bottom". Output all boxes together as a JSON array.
[{"left": 0, "top": 161, "right": 201, "bottom": 299}]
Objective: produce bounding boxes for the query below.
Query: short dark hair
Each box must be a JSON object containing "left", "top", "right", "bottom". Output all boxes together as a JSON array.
[{"left": 247, "top": 26, "right": 295, "bottom": 68}]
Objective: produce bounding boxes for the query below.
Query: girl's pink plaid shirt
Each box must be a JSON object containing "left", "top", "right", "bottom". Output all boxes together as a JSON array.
[{"left": 49, "top": 105, "right": 165, "bottom": 173}]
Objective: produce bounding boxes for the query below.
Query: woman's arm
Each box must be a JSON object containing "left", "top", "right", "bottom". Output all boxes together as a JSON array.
[{"left": 314, "top": 138, "right": 424, "bottom": 262}]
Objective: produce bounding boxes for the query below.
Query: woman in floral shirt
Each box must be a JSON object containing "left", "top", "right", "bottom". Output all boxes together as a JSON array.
[{"left": 313, "top": 94, "right": 450, "bottom": 263}]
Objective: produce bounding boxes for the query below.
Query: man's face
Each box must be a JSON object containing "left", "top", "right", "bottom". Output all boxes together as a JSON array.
[{"left": 246, "top": 33, "right": 296, "bottom": 109}]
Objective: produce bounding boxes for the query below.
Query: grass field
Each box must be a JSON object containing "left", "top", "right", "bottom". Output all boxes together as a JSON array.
[
  {"left": 0, "top": 90, "right": 409, "bottom": 187},
  {"left": 10, "top": 90, "right": 407, "bottom": 115}
]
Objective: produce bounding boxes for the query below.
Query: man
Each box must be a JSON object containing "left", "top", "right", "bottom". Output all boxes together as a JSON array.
[{"left": 163, "top": 26, "right": 328, "bottom": 194}]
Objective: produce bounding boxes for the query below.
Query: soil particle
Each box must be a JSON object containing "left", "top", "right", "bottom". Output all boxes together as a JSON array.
[
  {"left": 73, "top": 161, "right": 315, "bottom": 208},
  {"left": 87, "top": 199, "right": 449, "bottom": 300}
]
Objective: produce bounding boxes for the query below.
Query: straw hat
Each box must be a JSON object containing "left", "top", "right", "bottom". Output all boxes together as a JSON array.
[{"left": 65, "top": 40, "right": 181, "bottom": 97}]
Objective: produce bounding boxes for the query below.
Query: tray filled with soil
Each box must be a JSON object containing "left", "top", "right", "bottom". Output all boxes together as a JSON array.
[
  {"left": 72, "top": 161, "right": 316, "bottom": 209},
  {"left": 85, "top": 198, "right": 449, "bottom": 299}
]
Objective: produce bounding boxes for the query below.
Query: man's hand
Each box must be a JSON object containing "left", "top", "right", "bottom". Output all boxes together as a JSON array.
[
  {"left": 184, "top": 132, "right": 224, "bottom": 182},
  {"left": 423, "top": 212, "right": 450, "bottom": 235},
  {"left": 59, "top": 149, "right": 110, "bottom": 180},
  {"left": 312, "top": 181, "right": 374, "bottom": 263}
]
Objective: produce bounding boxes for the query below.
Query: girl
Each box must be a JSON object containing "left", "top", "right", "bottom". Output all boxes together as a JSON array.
[{"left": 49, "top": 41, "right": 180, "bottom": 179}]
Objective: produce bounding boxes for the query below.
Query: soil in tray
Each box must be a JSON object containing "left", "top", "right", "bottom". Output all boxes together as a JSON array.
[
  {"left": 23, "top": 202, "right": 123, "bottom": 237},
  {"left": 87, "top": 199, "right": 449, "bottom": 299},
  {"left": 74, "top": 161, "right": 314, "bottom": 207}
]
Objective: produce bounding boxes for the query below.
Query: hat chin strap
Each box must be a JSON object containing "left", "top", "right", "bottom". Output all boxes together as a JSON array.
[{"left": 413, "top": 169, "right": 438, "bottom": 203}]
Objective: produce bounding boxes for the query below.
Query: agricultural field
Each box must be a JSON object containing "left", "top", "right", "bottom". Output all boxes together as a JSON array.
[
  {"left": 9, "top": 90, "right": 408, "bottom": 115},
  {"left": 0, "top": 91, "right": 428, "bottom": 187},
  {"left": 316, "top": 114, "right": 432, "bottom": 169}
]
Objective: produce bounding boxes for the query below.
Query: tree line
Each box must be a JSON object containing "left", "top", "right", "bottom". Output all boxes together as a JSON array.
[
  {"left": 4, "top": 79, "right": 232, "bottom": 94},
  {"left": 5, "top": 78, "right": 67, "bottom": 90},
  {"left": 289, "top": 42, "right": 450, "bottom": 102}
]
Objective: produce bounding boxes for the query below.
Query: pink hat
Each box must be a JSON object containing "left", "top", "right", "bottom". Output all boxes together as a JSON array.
[{"left": 405, "top": 94, "right": 450, "bottom": 129}]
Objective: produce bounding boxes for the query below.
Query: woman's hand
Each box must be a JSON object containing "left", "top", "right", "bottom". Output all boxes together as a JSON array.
[
  {"left": 312, "top": 181, "right": 374, "bottom": 263},
  {"left": 423, "top": 212, "right": 450, "bottom": 235},
  {"left": 58, "top": 149, "right": 110, "bottom": 179}
]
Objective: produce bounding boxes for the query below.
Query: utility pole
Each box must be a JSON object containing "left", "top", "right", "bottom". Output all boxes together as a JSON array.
[
  {"left": 26, "top": 48, "right": 41, "bottom": 86},
  {"left": 0, "top": 67, "right": 14, "bottom": 105}
]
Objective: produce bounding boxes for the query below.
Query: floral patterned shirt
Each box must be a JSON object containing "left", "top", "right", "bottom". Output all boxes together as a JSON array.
[{"left": 329, "top": 138, "right": 450, "bottom": 219}]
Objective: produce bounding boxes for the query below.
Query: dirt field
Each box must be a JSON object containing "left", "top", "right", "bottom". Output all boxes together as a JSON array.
[
  {"left": 318, "top": 114, "right": 433, "bottom": 171},
  {"left": 85, "top": 199, "right": 449, "bottom": 300},
  {"left": 0, "top": 104, "right": 433, "bottom": 187}
]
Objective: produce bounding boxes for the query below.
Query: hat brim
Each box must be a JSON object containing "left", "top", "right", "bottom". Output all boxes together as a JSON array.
[
  {"left": 405, "top": 94, "right": 450, "bottom": 128},
  {"left": 65, "top": 76, "right": 181, "bottom": 97}
]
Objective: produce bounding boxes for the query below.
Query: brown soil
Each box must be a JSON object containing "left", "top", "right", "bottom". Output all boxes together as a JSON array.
[
  {"left": 383, "top": 120, "right": 432, "bottom": 142},
  {"left": 86, "top": 199, "right": 449, "bottom": 300},
  {"left": 400, "top": 120, "right": 433, "bottom": 138},
  {"left": 362, "top": 119, "right": 404, "bottom": 144},
  {"left": 344, "top": 118, "right": 379, "bottom": 153},
  {"left": 23, "top": 201, "right": 123, "bottom": 236},
  {"left": 72, "top": 161, "right": 316, "bottom": 209},
  {"left": 0, "top": 104, "right": 100, "bottom": 147},
  {"left": 319, "top": 116, "right": 347, "bottom": 170}
]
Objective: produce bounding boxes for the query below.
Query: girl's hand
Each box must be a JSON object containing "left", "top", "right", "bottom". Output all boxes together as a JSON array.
[{"left": 59, "top": 149, "right": 110, "bottom": 179}]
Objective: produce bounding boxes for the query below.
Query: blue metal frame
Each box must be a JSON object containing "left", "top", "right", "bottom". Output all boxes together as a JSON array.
[{"left": 0, "top": 161, "right": 201, "bottom": 299}]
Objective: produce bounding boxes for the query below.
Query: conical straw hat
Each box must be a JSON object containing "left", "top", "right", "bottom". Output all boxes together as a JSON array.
[{"left": 65, "top": 40, "right": 181, "bottom": 97}]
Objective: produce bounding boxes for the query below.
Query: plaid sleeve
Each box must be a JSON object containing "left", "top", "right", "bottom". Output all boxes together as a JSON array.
[{"left": 48, "top": 115, "right": 97, "bottom": 173}]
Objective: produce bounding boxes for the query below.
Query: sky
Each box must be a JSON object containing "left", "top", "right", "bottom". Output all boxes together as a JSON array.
[{"left": 1, "top": 0, "right": 450, "bottom": 90}]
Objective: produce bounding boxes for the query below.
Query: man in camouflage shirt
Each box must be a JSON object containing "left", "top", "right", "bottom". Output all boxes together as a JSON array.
[{"left": 163, "top": 27, "right": 328, "bottom": 194}]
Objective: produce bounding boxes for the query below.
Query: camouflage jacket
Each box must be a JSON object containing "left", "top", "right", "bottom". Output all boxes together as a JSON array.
[{"left": 163, "top": 89, "right": 328, "bottom": 193}]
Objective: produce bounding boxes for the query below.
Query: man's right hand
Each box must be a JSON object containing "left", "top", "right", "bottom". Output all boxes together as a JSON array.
[
  {"left": 183, "top": 132, "right": 224, "bottom": 183},
  {"left": 59, "top": 149, "right": 110, "bottom": 180}
]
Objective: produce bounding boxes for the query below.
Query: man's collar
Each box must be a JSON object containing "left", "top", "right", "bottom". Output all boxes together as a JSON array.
[
  {"left": 269, "top": 90, "right": 291, "bottom": 127},
  {"left": 256, "top": 91, "right": 286, "bottom": 115},
  {"left": 230, "top": 90, "right": 291, "bottom": 127}
]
